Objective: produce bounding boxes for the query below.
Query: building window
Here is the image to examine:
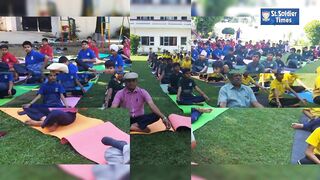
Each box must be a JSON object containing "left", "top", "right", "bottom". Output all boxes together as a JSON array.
[
  {"left": 141, "top": 36, "right": 154, "bottom": 46},
  {"left": 181, "top": 16, "right": 188, "bottom": 20},
  {"left": 161, "top": 0, "right": 181, "bottom": 4},
  {"left": 131, "top": 0, "right": 152, "bottom": 4},
  {"left": 137, "top": 16, "right": 154, "bottom": 20},
  {"left": 160, "top": 37, "right": 177, "bottom": 46},
  {"left": 160, "top": 16, "right": 178, "bottom": 20},
  {"left": 181, "top": 37, "right": 187, "bottom": 45}
]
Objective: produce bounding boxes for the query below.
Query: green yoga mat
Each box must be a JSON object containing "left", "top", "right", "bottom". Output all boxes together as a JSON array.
[
  {"left": 93, "top": 64, "right": 105, "bottom": 71},
  {"left": 99, "top": 53, "right": 110, "bottom": 59},
  {"left": 0, "top": 85, "right": 38, "bottom": 106},
  {"left": 192, "top": 108, "right": 228, "bottom": 132},
  {"left": 168, "top": 94, "right": 214, "bottom": 114}
]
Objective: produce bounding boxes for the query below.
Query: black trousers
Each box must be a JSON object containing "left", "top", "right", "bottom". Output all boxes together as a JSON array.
[
  {"left": 298, "top": 154, "right": 320, "bottom": 164},
  {"left": 290, "top": 86, "right": 305, "bottom": 93},
  {"left": 130, "top": 113, "right": 160, "bottom": 130},
  {"left": 269, "top": 98, "right": 300, "bottom": 107}
]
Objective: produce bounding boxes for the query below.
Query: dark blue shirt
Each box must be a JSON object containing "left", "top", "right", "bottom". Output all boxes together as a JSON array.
[
  {"left": 38, "top": 82, "right": 65, "bottom": 107},
  {"left": 77, "top": 49, "right": 96, "bottom": 68},
  {"left": 25, "top": 50, "right": 45, "bottom": 66},
  {"left": 109, "top": 54, "right": 124, "bottom": 69},
  {"left": 0, "top": 73, "right": 14, "bottom": 83}
]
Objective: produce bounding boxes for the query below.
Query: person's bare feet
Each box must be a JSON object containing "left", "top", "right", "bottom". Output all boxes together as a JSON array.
[
  {"left": 291, "top": 123, "right": 304, "bottom": 129},
  {"left": 195, "top": 108, "right": 213, "bottom": 113},
  {"left": 24, "top": 120, "right": 41, "bottom": 126}
]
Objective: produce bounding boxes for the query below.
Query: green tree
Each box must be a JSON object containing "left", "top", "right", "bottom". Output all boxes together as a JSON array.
[
  {"left": 304, "top": 20, "right": 320, "bottom": 46},
  {"left": 203, "top": 0, "right": 236, "bottom": 16},
  {"left": 194, "top": 17, "right": 222, "bottom": 38},
  {"left": 130, "top": 34, "right": 140, "bottom": 55}
]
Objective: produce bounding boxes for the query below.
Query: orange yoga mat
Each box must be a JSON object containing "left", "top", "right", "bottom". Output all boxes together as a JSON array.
[
  {"left": 0, "top": 108, "right": 104, "bottom": 140},
  {"left": 130, "top": 114, "right": 190, "bottom": 135}
]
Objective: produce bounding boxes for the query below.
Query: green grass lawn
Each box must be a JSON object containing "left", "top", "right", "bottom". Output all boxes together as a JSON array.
[
  {"left": 192, "top": 165, "right": 320, "bottom": 180},
  {"left": 0, "top": 108, "right": 129, "bottom": 164},
  {"left": 191, "top": 108, "right": 304, "bottom": 165}
]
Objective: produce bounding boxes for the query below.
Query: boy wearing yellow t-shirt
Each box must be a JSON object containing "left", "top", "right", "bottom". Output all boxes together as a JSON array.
[
  {"left": 269, "top": 72, "right": 306, "bottom": 107},
  {"left": 313, "top": 75, "right": 320, "bottom": 105},
  {"left": 181, "top": 55, "right": 192, "bottom": 70},
  {"left": 298, "top": 128, "right": 320, "bottom": 164},
  {"left": 258, "top": 73, "right": 274, "bottom": 88},
  {"left": 207, "top": 66, "right": 226, "bottom": 83},
  {"left": 242, "top": 72, "right": 267, "bottom": 93},
  {"left": 283, "top": 73, "right": 308, "bottom": 93}
]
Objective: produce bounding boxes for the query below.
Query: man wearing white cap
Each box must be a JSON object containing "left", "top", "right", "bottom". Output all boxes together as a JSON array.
[
  {"left": 112, "top": 72, "right": 171, "bottom": 132},
  {"left": 109, "top": 44, "right": 124, "bottom": 72},
  {"left": 191, "top": 50, "right": 208, "bottom": 75}
]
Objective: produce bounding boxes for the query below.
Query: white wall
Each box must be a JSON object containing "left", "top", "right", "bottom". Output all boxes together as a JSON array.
[{"left": 131, "top": 27, "right": 191, "bottom": 53}]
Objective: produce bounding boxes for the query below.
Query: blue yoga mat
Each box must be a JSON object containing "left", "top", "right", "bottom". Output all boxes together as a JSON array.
[
  {"left": 291, "top": 114, "right": 311, "bottom": 164},
  {"left": 76, "top": 82, "right": 94, "bottom": 92},
  {"left": 99, "top": 53, "right": 110, "bottom": 59},
  {"left": 288, "top": 91, "right": 314, "bottom": 103}
]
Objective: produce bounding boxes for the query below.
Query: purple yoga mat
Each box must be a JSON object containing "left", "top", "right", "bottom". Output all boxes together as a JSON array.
[{"left": 65, "top": 97, "right": 81, "bottom": 108}]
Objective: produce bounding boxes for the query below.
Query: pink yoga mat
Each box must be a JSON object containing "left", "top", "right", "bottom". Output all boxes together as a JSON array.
[
  {"left": 191, "top": 175, "right": 206, "bottom": 180},
  {"left": 61, "top": 122, "right": 130, "bottom": 164},
  {"left": 65, "top": 97, "right": 81, "bottom": 108},
  {"left": 59, "top": 165, "right": 95, "bottom": 180},
  {"left": 169, "top": 114, "right": 191, "bottom": 131}
]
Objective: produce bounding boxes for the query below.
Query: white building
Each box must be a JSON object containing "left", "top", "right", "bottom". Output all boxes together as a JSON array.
[
  {"left": 131, "top": 0, "right": 190, "bottom": 16},
  {"left": 0, "top": 16, "right": 129, "bottom": 39},
  {"left": 131, "top": 16, "right": 191, "bottom": 53}
]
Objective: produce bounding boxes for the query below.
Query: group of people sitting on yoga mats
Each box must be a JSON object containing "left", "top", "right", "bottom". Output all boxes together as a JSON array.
[
  {"left": 290, "top": 108, "right": 320, "bottom": 164},
  {"left": 192, "top": 38, "right": 319, "bottom": 73},
  {"left": 147, "top": 48, "right": 317, "bottom": 108},
  {"left": 0, "top": 35, "right": 132, "bottom": 101}
]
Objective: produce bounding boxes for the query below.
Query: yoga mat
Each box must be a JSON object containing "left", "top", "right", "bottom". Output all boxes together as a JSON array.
[
  {"left": 288, "top": 91, "right": 314, "bottom": 103},
  {"left": 93, "top": 64, "right": 105, "bottom": 71},
  {"left": 99, "top": 53, "right": 110, "bottom": 59},
  {"left": 0, "top": 85, "right": 38, "bottom": 106},
  {"left": 76, "top": 82, "right": 94, "bottom": 92},
  {"left": 169, "top": 114, "right": 191, "bottom": 130},
  {"left": 65, "top": 97, "right": 81, "bottom": 108},
  {"left": 291, "top": 114, "right": 311, "bottom": 164},
  {"left": 160, "top": 84, "right": 169, "bottom": 94},
  {"left": 130, "top": 114, "right": 191, "bottom": 134},
  {"left": 14, "top": 76, "right": 27, "bottom": 84},
  {"left": 208, "top": 82, "right": 225, "bottom": 87},
  {"left": 168, "top": 94, "right": 212, "bottom": 114},
  {"left": 61, "top": 122, "right": 130, "bottom": 164},
  {"left": 130, "top": 119, "right": 174, "bottom": 135},
  {"left": 60, "top": 165, "right": 95, "bottom": 180},
  {"left": 255, "top": 93, "right": 270, "bottom": 107},
  {"left": 191, "top": 175, "right": 206, "bottom": 180},
  {"left": 192, "top": 108, "right": 228, "bottom": 132},
  {"left": 0, "top": 108, "right": 104, "bottom": 140}
]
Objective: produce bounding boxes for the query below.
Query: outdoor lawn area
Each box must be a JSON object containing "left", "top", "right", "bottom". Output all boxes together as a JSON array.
[{"left": 191, "top": 108, "right": 304, "bottom": 165}]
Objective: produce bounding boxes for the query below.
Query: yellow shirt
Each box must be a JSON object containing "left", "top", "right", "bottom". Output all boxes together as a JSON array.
[
  {"left": 172, "top": 57, "right": 180, "bottom": 63},
  {"left": 242, "top": 76, "right": 255, "bottom": 86},
  {"left": 316, "top": 67, "right": 320, "bottom": 76},
  {"left": 258, "top": 73, "right": 274, "bottom": 83},
  {"left": 268, "top": 79, "right": 290, "bottom": 101},
  {"left": 313, "top": 76, "right": 320, "bottom": 98},
  {"left": 208, "top": 72, "right": 224, "bottom": 78},
  {"left": 181, "top": 60, "right": 192, "bottom": 69},
  {"left": 306, "top": 128, "right": 320, "bottom": 155},
  {"left": 283, "top": 73, "right": 299, "bottom": 86},
  {"left": 306, "top": 108, "right": 320, "bottom": 117}
]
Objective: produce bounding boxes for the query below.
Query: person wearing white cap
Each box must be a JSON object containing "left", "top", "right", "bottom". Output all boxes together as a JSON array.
[
  {"left": 191, "top": 50, "right": 209, "bottom": 75},
  {"left": 109, "top": 44, "right": 124, "bottom": 72},
  {"left": 76, "top": 40, "right": 97, "bottom": 72},
  {"left": 112, "top": 72, "right": 171, "bottom": 133}
]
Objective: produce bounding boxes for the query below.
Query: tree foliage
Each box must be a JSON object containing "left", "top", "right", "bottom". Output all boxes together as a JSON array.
[{"left": 304, "top": 20, "right": 320, "bottom": 46}]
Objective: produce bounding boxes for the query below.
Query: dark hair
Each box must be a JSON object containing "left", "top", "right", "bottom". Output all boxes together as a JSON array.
[
  {"left": 22, "top": 41, "right": 32, "bottom": 47},
  {"left": 0, "top": 44, "right": 9, "bottom": 49},
  {"left": 81, "top": 40, "right": 89, "bottom": 44},
  {"left": 182, "top": 68, "right": 191, "bottom": 74},
  {"left": 173, "top": 62, "right": 180, "bottom": 68},
  {"left": 42, "top": 38, "right": 48, "bottom": 42},
  {"left": 105, "top": 60, "right": 115, "bottom": 68},
  {"left": 276, "top": 53, "right": 282, "bottom": 57},
  {"left": 267, "top": 52, "right": 274, "bottom": 56},
  {"left": 87, "top": 36, "right": 92, "bottom": 40},
  {"left": 253, "top": 52, "right": 261, "bottom": 58},
  {"left": 58, "top": 56, "right": 68, "bottom": 63}
]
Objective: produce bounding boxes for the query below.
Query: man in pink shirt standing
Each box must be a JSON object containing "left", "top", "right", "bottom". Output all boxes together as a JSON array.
[{"left": 112, "top": 72, "right": 171, "bottom": 132}]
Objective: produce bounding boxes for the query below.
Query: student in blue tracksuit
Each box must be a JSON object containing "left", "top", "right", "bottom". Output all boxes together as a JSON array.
[
  {"left": 76, "top": 40, "right": 97, "bottom": 72},
  {"left": 58, "top": 56, "right": 86, "bottom": 96},
  {"left": 0, "top": 72, "right": 16, "bottom": 98},
  {"left": 14, "top": 41, "right": 49, "bottom": 84},
  {"left": 109, "top": 44, "right": 124, "bottom": 72},
  {"left": 23, "top": 72, "right": 69, "bottom": 108}
]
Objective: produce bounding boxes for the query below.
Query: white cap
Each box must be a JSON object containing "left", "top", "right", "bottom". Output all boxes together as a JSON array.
[
  {"left": 200, "top": 50, "right": 207, "bottom": 57},
  {"left": 110, "top": 44, "right": 119, "bottom": 52},
  {"left": 47, "top": 63, "right": 69, "bottom": 73},
  {"left": 124, "top": 72, "right": 139, "bottom": 80}
]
